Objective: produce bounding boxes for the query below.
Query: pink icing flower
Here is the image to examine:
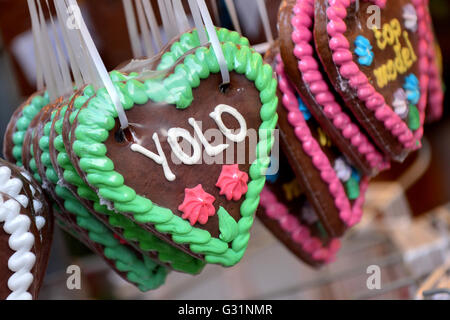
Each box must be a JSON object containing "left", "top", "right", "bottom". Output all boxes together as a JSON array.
[
  {"left": 178, "top": 185, "right": 216, "bottom": 225},
  {"left": 215, "top": 164, "right": 249, "bottom": 201}
]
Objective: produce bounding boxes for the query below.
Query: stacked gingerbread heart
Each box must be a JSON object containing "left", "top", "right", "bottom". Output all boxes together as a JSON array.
[
  {"left": 257, "top": 0, "right": 444, "bottom": 267},
  {"left": 2, "top": 0, "right": 279, "bottom": 296}
]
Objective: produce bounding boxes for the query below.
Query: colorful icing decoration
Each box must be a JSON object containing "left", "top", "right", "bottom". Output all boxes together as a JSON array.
[
  {"left": 282, "top": 179, "right": 302, "bottom": 201},
  {"left": 404, "top": 74, "right": 420, "bottom": 104},
  {"left": 392, "top": 88, "right": 409, "bottom": 119},
  {"left": 403, "top": 4, "right": 418, "bottom": 32},
  {"left": 297, "top": 95, "right": 311, "bottom": 121},
  {"left": 354, "top": 35, "right": 374, "bottom": 66},
  {"left": 260, "top": 187, "right": 341, "bottom": 263},
  {"left": 318, "top": 127, "right": 332, "bottom": 148},
  {"left": 215, "top": 164, "right": 249, "bottom": 201},
  {"left": 333, "top": 157, "right": 352, "bottom": 183},
  {"left": 178, "top": 185, "right": 216, "bottom": 226},
  {"left": 403, "top": 74, "right": 421, "bottom": 130},
  {"left": 408, "top": 105, "right": 420, "bottom": 131}
]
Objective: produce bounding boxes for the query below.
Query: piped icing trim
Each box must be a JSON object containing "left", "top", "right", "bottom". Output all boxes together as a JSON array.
[
  {"left": 276, "top": 55, "right": 368, "bottom": 227},
  {"left": 325, "top": 0, "right": 429, "bottom": 150},
  {"left": 11, "top": 92, "right": 50, "bottom": 167},
  {"left": 73, "top": 40, "right": 278, "bottom": 267},
  {"left": 0, "top": 166, "right": 40, "bottom": 300},
  {"left": 259, "top": 187, "right": 340, "bottom": 263},
  {"left": 291, "top": 0, "right": 387, "bottom": 170},
  {"left": 216, "top": 164, "right": 249, "bottom": 201}
]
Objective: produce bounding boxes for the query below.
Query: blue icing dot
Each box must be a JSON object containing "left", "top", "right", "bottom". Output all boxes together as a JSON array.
[
  {"left": 297, "top": 95, "right": 311, "bottom": 121},
  {"left": 403, "top": 74, "right": 420, "bottom": 105},
  {"left": 351, "top": 168, "right": 361, "bottom": 183},
  {"left": 354, "top": 35, "right": 374, "bottom": 67}
]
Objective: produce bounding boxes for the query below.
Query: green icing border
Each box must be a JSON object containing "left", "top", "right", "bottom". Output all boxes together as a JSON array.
[
  {"left": 73, "top": 38, "right": 278, "bottom": 266},
  {"left": 12, "top": 92, "right": 50, "bottom": 166},
  {"left": 29, "top": 105, "right": 167, "bottom": 291},
  {"left": 51, "top": 87, "right": 205, "bottom": 274}
]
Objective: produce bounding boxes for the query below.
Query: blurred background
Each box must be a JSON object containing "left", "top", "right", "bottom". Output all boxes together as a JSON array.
[{"left": 0, "top": 0, "right": 449, "bottom": 299}]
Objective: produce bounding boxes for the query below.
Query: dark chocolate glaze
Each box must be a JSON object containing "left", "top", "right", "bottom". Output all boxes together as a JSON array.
[
  {"left": 314, "top": 0, "right": 421, "bottom": 161},
  {"left": 278, "top": 0, "right": 384, "bottom": 176}
]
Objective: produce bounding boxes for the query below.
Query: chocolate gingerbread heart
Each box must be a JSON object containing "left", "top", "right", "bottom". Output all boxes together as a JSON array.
[
  {"left": 278, "top": 0, "right": 389, "bottom": 176},
  {"left": 41, "top": 88, "right": 206, "bottom": 275},
  {"left": 265, "top": 43, "right": 369, "bottom": 237},
  {"left": 67, "top": 34, "right": 278, "bottom": 266},
  {"left": 314, "top": 0, "right": 429, "bottom": 161},
  {"left": 257, "top": 151, "right": 341, "bottom": 267}
]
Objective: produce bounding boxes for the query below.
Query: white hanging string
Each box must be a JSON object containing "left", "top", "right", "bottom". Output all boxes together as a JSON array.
[
  {"left": 164, "top": 0, "right": 178, "bottom": 37},
  {"left": 187, "top": 0, "right": 207, "bottom": 45},
  {"left": 37, "top": 0, "right": 66, "bottom": 97},
  {"left": 135, "top": 0, "right": 154, "bottom": 57},
  {"left": 158, "top": 0, "right": 175, "bottom": 41},
  {"left": 142, "top": 0, "right": 162, "bottom": 52},
  {"left": 195, "top": 0, "right": 230, "bottom": 85},
  {"left": 45, "top": 0, "right": 73, "bottom": 96},
  {"left": 172, "top": 0, "right": 190, "bottom": 33},
  {"left": 223, "top": 0, "right": 242, "bottom": 34},
  {"left": 28, "top": 0, "right": 57, "bottom": 100},
  {"left": 256, "top": 0, "right": 273, "bottom": 43},
  {"left": 66, "top": 0, "right": 129, "bottom": 129},
  {"left": 33, "top": 32, "right": 44, "bottom": 91},
  {"left": 122, "top": 0, "right": 142, "bottom": 58},
  {"left": 53, "top": 0, "right": 83, "bottom": 89},
  {"left": 54, "top": 0, "right": 93, "bottom": 86}
]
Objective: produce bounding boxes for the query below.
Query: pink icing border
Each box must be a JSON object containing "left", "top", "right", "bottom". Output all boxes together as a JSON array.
[
  {"left": 260, "top": 187, "right": 341, "bottom": 263},
  {"left": 276, "top": 55, "right": 369, "bottom": 227},
  {"left": 291, "top": 0, "right": 388, "bottom": 171},
  {"left": 423, "top": 0, "right": 444, "bottom": 122},
  {"left": 325, "top": 0, "right": 429, "bottom": 151}
]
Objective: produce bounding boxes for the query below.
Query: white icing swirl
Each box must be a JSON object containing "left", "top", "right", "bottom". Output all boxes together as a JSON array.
[{"left": 0, "top": 166, "right": 43, "bottom": 300}]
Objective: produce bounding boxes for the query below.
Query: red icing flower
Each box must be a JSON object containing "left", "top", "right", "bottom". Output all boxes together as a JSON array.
[
  {"left": 178, "top": 185, "right": 216, "bottom": 225},
  {"left": 215, "top": 164, "right": 249, "bottom": 201}
]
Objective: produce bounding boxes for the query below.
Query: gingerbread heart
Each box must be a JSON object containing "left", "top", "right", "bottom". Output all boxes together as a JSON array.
[
  {"left": 0, "top": 159, "right": 53, "bottom": 300},
  {"left": 278, "top": 0, "right": 389, "bottom": 176},
  {"left": 19, "top": 100, "right": 170, "bottom": 291},
  {"left": 67, "top": 30, "right": 278, "bottom": 267},
  {"left": 314, "top": 0, "right": 429, "bottom": 161},
  {"left": 257, "top": 151, "right": 341, "bottom": 267},
  {"left": 265, "top": 44, "right": 369, "bottom": 237},
  {"left": 42, "top": 88, "right": 205, "bottom": 275}
]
